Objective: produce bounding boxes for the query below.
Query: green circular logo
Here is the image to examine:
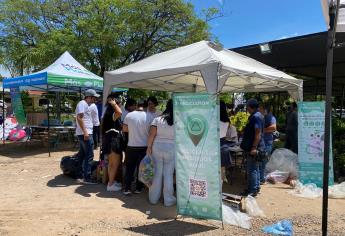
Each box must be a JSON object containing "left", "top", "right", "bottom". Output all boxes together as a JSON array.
[
  {"left": 186, "top": 114, "right": 208, "bottom": 146},
  {"left": 188, "top": 116, "right": 205, "bottom": 136}
]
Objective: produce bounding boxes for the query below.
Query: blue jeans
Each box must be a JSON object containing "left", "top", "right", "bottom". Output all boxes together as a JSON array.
[
  {"left": 78, "top": 135, "right": 94, "bottom": 180},
  {"left": 149, "top": 142, "right": 176, "bottom": 206},
  {"left": 247, "top": 155, "right": 260, "bottom": 193},
  {"left": 259, "top": 144, "right": 273, "bottom": 183}
]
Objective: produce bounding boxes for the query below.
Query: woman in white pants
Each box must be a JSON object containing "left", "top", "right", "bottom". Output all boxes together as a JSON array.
[{"left": 146, "top": 99, "right": 176, "bottom": 207}]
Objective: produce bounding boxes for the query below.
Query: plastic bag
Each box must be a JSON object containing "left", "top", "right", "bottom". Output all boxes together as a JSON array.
[
  {"left": 244, "top": 196, "right": 265, "bottom": 217},
  {"left": 222, "top": 203, "right": 251, "bottom": 229},
  {"left": 265, "top": 148, "right": 298, "bottom": 180},
  {"left": 329, "top": 182, "right": 345, "bottom": 199},
  {"left": 138, "top": 155, "right": 154, "bottom": 187},
  {"left": 289, "top": 181, "right": 322, "bottom": 199},
  {"left": 266, "top": 170, "right": 290, "bottom": 184},
  {"left": 262, "top": 219, "right": 293, "bottom": 236}
]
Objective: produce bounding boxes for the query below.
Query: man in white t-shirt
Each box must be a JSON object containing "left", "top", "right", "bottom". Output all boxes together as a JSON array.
[
  {"left": 89, "top": 102, "right": 100, "bottom": 149},
  {"left": 75, "top": 89, "right": 100, "bottom": 184},
  {"left": 122, "top": 99, "right": 150, "bottom": 195}
]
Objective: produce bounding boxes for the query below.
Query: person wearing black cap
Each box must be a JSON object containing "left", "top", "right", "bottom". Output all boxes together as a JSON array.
[
  {"left": 75, "top": 89, "right": 100, "bottom": 184},
  {"left": 240, "top": 98, "right": 266, "bottom": 197}
]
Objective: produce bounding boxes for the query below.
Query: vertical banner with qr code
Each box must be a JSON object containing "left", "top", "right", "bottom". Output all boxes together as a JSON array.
[
  {"left": 298, "top": 101, "right": 334, "bottom": 187},
  {"left": 173, "top": 93, "right": 222, "bottom": 221}
]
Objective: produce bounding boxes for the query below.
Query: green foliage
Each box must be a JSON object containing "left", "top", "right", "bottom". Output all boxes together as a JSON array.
[
  {"left": 0, "top": 0, "right": 215, "bottom": 77},
  {"left": 230, "top": 111, "right": 249, "bottom": 132},
  {"left": 219, "top": 93, "right": 233, "bottom": 105},
  {"left": 333, "top": 118, "right": 345, "bottom": 178},
  {"left": 127, "top": 89, "right": 169, "bottom": 102}
]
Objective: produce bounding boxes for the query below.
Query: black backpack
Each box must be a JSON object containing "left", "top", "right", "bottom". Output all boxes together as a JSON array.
[{"left": 60, "top": 153, "right": 82, "bottom": 179}]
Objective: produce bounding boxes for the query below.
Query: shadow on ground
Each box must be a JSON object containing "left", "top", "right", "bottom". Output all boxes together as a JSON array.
[
  {"left": 47, "top": 174, "right": 80, "bottom": 188},
  {"left": 0, "top": 143, "right": 78, "bottom": 158},
  {"left": 124, "top": 219, "right": 218, "bottom": 236}
]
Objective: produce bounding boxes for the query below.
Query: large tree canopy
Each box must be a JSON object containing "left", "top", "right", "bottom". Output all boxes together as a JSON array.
[{"left": 0, "top": 0, "right": 217, "bottom": 77}]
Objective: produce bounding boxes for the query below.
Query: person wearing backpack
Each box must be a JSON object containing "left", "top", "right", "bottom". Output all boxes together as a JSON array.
[{"left": 259, "top": 103, "right": 277, "bottom": 184}]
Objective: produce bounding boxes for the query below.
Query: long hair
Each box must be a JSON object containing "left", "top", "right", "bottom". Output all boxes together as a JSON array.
[
  {"left": 162, "top": 99, "right": 173, "bottom": 126},
  {"left": 220, "top": 100, "right": 229, "bottom": 123},
  {"left": 101, "top": 93, "right": 121, "bottom": 134}
]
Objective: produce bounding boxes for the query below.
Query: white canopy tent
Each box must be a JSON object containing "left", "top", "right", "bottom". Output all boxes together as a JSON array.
[{"left": 104, "top": 41, "right": 303, "bottom": 101}]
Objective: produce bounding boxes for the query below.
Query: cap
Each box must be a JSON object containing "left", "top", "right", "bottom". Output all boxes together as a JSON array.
[
  {"left": 84, "top": 89, "right": 100, "bottom": 98},
  {"left": 246, "top": 98, "right": 259, "bottom": 109}
]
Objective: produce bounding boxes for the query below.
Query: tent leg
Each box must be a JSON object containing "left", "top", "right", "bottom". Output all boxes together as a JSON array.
[
  {"left": 2, "top": 86, "right": 5, "bottom": 144},
  {"left": 322, "top": 1, "right": 339, "bottom": 235},
  {"left": 47, "top": 85, "right": 51, "bottom": 157}
]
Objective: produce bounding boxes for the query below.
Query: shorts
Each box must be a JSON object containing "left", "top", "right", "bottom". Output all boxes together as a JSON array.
[{"left": 102, "top": 131, "right": 124, "bottom": 155}]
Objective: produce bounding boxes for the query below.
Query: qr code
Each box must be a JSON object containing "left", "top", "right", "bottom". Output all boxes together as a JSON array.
[{"left": 189, "top": 178, "right": 207, "bottom": 198}]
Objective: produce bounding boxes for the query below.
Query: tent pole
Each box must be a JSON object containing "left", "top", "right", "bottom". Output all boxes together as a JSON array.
[
  {"left": 2, "top": 86, "right": 5, "bottom": 144},
  {"left": 323, "top": 1, "right": 339, "bottom": 235},
  {"left": 46, "top": 84, "right": 51, "bottom": 157}
]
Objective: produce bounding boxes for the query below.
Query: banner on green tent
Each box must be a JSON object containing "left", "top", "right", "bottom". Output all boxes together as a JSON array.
[
  {"left": 298, "top": 101, "right": 334, "bottom": 187},
  {"left": 173, "top": 93, "right": 222, "bottom": 221},
  {"left": 48, "top": 74, "right": 103, "bottom": 89},
  {"left": 10, "top": 88, "right": 27, "bottom": 125}
]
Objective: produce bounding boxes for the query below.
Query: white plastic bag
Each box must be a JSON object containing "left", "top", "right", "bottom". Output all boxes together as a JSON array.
[
  {"left": 265, "top": 148, "right": 298, "bottom": 180},
  {"left": 289, "top": 181, "right": 322, "bottom": 199},
  {"left": 329, "top": 182, "right": 345, "bottom": 199},
  {"left": 266, "top": 170, "right": 290, "bottom": 183},
  {"left": 244, "top": 196, "right": 266, "bottom": 217},
  {"left": 222, "top": 203, "right": 251, "bottom": 229}
]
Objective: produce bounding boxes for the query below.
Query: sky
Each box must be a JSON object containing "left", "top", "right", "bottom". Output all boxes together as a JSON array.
[
  {"left": 0, "top": 0, "right": 328, "bottom": 78},
  {"left": 190, "top": 0, "right": 327, "bottom": 48}
]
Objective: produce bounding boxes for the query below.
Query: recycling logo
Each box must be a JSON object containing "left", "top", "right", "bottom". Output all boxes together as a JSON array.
[{"left": 186, "top": 114, "right": 208, "bottom": 146}]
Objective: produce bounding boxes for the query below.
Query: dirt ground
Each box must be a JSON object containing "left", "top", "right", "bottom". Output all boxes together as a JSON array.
[{"left": 0, "top": 144, "right": 344, "bottom": 236}]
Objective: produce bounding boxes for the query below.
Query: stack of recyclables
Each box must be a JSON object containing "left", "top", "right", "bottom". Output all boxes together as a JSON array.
[{"left": 265, "top": 148, "right": 298, "bottom": 183}]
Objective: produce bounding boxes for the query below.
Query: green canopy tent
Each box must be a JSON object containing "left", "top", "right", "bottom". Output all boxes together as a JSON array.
[{"left": 2, "top": 51, "right": 103, "bottom": 155}]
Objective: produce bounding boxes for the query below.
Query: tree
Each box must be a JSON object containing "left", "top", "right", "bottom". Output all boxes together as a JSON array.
[{"left": 0, "top": 0, "right": 217, "bottom": 77}]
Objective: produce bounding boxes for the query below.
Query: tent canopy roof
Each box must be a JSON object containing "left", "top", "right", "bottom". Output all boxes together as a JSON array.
[
  {"left": 3, "top": 51, "right": 103, "bottom": 92},
  {"left": 104, "top": 41, "right": 303, "bottom": 100}
]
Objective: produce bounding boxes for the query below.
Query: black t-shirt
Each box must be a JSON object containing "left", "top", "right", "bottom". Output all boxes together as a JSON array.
[{"left": 101, "top": 105, "right": 121, "bottom": 135}]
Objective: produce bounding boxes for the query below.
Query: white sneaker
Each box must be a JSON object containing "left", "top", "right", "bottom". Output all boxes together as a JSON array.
[
  {"left": 114, "top": 181, "right": 122, "bottom": 187},
  {"left": 107, "top": 183, "right": 122, "bottom": 192}
]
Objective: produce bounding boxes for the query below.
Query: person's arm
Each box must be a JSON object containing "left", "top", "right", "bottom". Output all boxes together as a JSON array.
[
  {"left": 264, "top": 123, "right": 276, "bottom": 133},
  {"left": 250, "top": 116, "right": 262, "bottom": 155},
  {"left": 264, "top": 116, "right": 277, "bottom": 133},
  {"left": 250, "top": 128, "right": 261, "bottom": 155},
  {"left": 108, "top": 99, "right": 122, "bottom": 120},
  {"left": 76, "top": 113, "right": 89, "bottom": 141},
  {"left": 122, "top": 124, "right": 128, "bottom": 133},
  {"left": 146, "top": 126, "right": 157, "bottom": 155}
]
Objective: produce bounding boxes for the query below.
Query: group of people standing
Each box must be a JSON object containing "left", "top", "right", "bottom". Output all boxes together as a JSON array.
[
  {"left": 75, "top": 89, "right": 176, "bottom": 206},
  {"left": 75, "top": 89, "right": 289, "bottom": 202}
]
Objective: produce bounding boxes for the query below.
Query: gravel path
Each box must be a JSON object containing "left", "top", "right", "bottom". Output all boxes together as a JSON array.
[{"left": 0, "top": 146, "right": 344, "bottom": 235}]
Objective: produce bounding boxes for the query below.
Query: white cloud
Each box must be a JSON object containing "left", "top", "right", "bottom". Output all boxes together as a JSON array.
[{"left": 278, "top": 32, "right": 299, "bottom": 40}]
